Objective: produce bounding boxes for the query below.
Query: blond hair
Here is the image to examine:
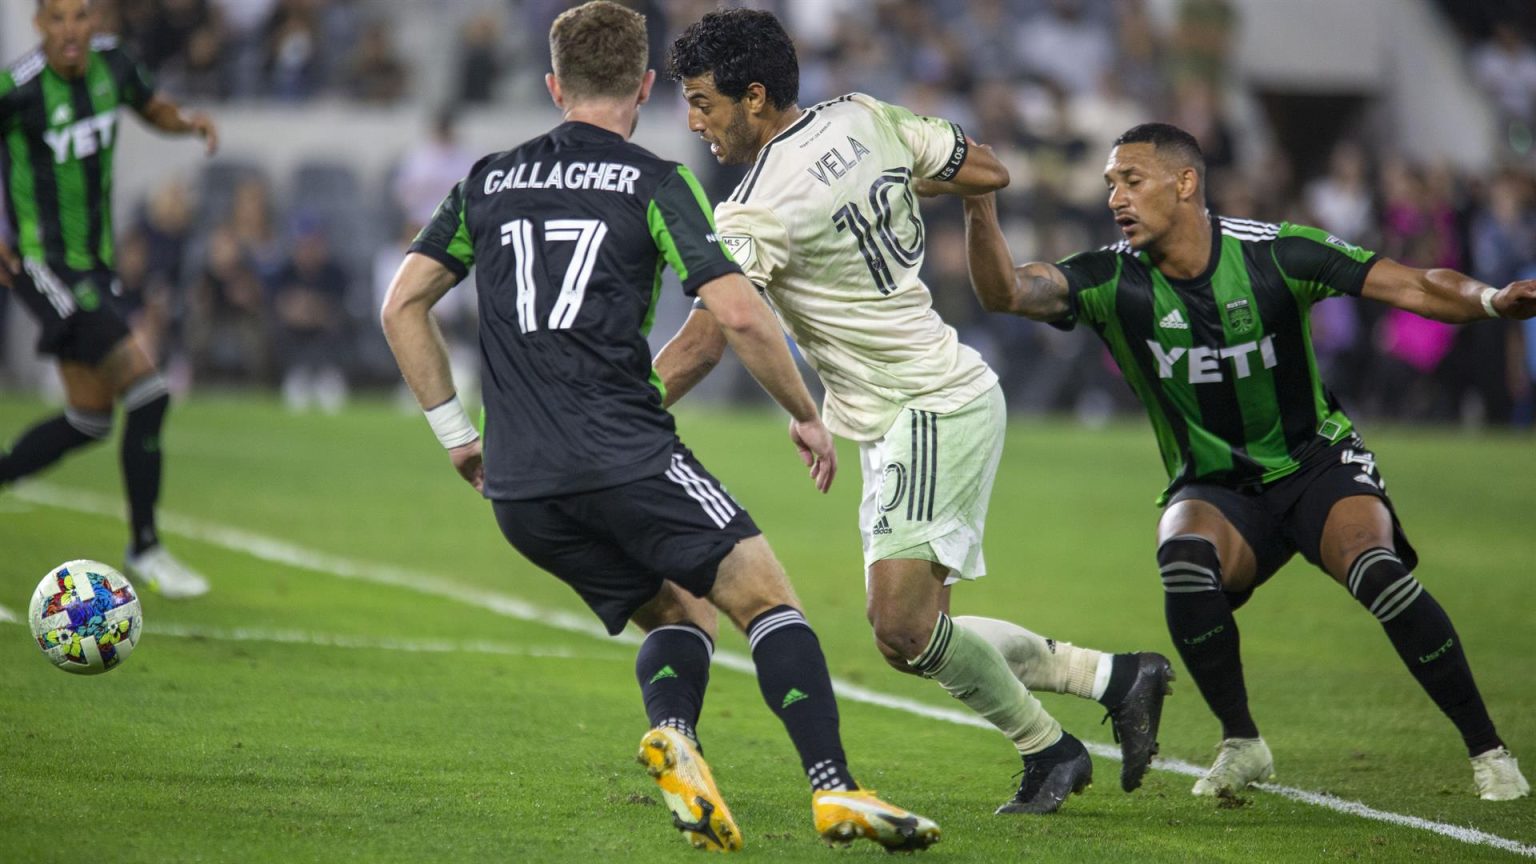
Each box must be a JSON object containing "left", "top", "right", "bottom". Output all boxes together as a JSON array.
[{"left": 550, "top": 1, "right": 649, "bottom": 101}]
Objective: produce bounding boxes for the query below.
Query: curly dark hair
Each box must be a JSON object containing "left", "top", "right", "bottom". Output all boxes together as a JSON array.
[{"left": 667, "top": 8, "right": 799, "bottom": 109}]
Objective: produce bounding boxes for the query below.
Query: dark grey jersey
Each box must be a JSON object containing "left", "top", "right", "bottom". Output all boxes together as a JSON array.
[{"left": 412, "top": 121, "right": 740, "bottom": 499}]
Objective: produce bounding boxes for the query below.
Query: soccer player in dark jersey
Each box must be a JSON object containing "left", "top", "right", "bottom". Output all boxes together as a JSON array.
[
  {"left": 947, "top": 122, "right": 1535, "bottom": 801},
  {"left": 0, "top": 0, "right": 217, "bottom": 597},
  {"left": 380, "top": 2, "right": 938, "bottom": 852}
]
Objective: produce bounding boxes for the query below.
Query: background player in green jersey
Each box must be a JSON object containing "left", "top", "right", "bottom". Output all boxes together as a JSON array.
[
  {"left": 0, "top": 0, "right": 217, "bottom": 596},
  {"left": 949, "top": 122, "right": 1535, "bottom": 801}
]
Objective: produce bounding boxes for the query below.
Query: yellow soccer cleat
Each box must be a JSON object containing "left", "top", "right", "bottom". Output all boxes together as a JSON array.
[
  {"left": 636, "top": 727, "right": 742, "bottom": 852},
  {"left": 812, "top": 788, "right": 940, "bottom": 852}
]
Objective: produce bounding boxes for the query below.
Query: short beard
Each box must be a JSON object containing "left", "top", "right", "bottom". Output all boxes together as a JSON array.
[{"left": 718, "top": 105, "right": 757, "bottom": 166}]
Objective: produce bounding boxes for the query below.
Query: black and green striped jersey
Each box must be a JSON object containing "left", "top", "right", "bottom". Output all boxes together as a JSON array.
[
  {"left": 1056, "top": 214, "right": 1379, "bottom": 504},
  {"left": 0, "top": 35, "right": 155, "bottom": 275},
  {"left": 411, "top": 121, "right": 741, "bottom": 500}
]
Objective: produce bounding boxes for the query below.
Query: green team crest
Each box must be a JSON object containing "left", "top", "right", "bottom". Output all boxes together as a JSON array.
[{"left": 1224, "top": 298, "right": 1254, "bottom": 334}]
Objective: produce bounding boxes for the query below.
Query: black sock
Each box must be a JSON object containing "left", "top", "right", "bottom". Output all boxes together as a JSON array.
[
  {"left": 0, "top": 409, "right": 110, "bottom": 484},
  {"left": 1098, "top": 653, "right": 1139, "bottom": 709},
  {"left": 1346, "top": 549, "right": 1501, "bottom": 756},
  {"left": 121, "top": 377, "right": 170, "bottom": 555},
  {"left": 1160, "top": 535, "right": 1259, "bottom": 740},
  {"left": 635, "top": 623, "right": 713, "bottom": 746},
  {"left": 746, "top": 605, "right": 855, "bottom": 792}
]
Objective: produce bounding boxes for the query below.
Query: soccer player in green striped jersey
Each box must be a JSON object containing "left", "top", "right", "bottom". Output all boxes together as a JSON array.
[
  {"left": 0, "top": 0, "right": 218, "bottom": 597},
  {"left": 952, "top": 122, "right": 1536, "bottom": 801}
]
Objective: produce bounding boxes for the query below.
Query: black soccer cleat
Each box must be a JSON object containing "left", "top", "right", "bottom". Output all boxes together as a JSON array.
[
  {"left": 1103, "top": 652, "right": 1174, "bottom": 792},
  {"left": 996, "top": 732, "right": 1093, "bottom": 814}
]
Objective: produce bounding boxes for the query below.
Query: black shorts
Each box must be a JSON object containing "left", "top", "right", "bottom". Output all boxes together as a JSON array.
[
  {"left": 11, "top": 265, "right": 130, "bottom": 366},
  {"left": 1167, "top": 432, "right": 1419, "bottom": 594},
  {"left": 492, "top": 444, "right": 761, "bottom": 635}
]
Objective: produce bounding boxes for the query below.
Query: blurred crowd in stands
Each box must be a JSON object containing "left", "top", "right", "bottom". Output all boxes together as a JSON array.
[{"left": 2, "top": 0, "right": 1535, "bottom": 428}]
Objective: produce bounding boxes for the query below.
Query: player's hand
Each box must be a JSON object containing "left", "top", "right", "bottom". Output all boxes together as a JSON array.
[
  {"left": 0, "top": 239, "right": 19, "bottom": 288},
  {"left": 1495, "top": 280, "right": 1536, "bottom": 320},
  {"left": 789, "top": 417, "right": 836, "bottom": 493},
  {"left": 190, "top": 112, "right": 219, "bottom": 156},
  {"left": 448, "top": 438, "right": 484, "bottom": 493}
]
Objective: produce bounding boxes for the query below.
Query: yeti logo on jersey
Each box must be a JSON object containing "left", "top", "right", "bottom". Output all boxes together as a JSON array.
[
  {"left": 1148, "top": 334, "right": 1278, "bottom": 383},
  {"left": 721, "top": 235, "right": 754, "bottom": 267},
  {"left": 878, "top": 462, "right": 907, "bottom": 513},
  {"left": 1224, "top": 299, "right": 1254, "bottom": 334},
  {"left": 43, "top": 111, "right": 117, "bottom": 164}
]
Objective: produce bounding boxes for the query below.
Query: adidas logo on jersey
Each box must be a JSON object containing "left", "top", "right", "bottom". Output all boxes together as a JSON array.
[
  {"left": 872, "top": 515, "right": 892, "bottom": 535},
  {"left": 1159, "top": 309, "right": 1189, "bottom": 330}
]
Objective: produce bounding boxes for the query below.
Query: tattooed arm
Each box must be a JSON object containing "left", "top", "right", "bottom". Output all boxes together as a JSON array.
[{"left": 961, "top": 193, "right": 1072, "bottom": 322}]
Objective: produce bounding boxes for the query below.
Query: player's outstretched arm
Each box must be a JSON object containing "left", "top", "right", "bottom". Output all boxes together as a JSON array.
[
  {"left": 381, "top": 252, "right": 483, "bottom": 491},
  {"left": 1362, "top": 259, "right": 1536, "bottom": 323},
  {"left": 961, "top": 193, "right": 1071, "bottom": 321},
  {"left": 913, "top": 140, "right": 1009, "bottom": 198},
  {"left": 138, "top": 94, "right": 218, "bottom": 156},
  {"left": 695, "top": 273, "right": 836, "bottom": 493},
  {"left": 654, "top": 306, "right": 727, "bottom": 409}
]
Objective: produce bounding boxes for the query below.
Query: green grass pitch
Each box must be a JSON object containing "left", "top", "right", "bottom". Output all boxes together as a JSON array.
[{"left": 1, "top": 394, "right": 1532, "bottom": 862}]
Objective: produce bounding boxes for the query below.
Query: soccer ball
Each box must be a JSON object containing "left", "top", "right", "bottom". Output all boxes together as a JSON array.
[{"left": 28, "top": 559, "right": 143, "bottom": 675}]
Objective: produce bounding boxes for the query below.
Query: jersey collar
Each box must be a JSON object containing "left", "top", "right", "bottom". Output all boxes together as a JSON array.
[
  {"left": 553, "top": 120, "right": 626, "bottom": 144},
  {"left": 1159, "top": 210, "right": 1223, "bottom": 289}
]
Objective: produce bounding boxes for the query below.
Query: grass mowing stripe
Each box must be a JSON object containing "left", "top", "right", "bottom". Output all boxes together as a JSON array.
[
  {"left": 4, "top": 617, "right": 628, "bottom": 660},
  {"left": 18, "top": 480, "right": 1536, "bottom": 859}
]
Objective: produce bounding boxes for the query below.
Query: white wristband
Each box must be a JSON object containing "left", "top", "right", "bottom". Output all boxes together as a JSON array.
[
  {"left": 424, "top": 395, "right": 479, "bottom": 449},
  {"left": 1480, "top": 286, "right": 1500, "bottom": 319}
]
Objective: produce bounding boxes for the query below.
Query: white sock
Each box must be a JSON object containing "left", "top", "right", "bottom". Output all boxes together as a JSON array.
[{"left": 954, "top": 615, "right": 1107, "bottom": 700}]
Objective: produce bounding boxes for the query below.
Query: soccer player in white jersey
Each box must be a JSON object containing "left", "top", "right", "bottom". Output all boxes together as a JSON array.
[{"left": 657, "top": 9, "right": 1173, "bottom": 813}]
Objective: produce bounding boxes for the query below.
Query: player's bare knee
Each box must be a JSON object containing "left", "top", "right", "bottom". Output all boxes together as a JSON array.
[
  {"left": 873, "top": 636, "right": 918, "bottom": 673},
  {"left": 634, "top": 584, "right": 718, "bottom": 641},
  {"left": 1320, "top": 497, "right": 1394, "bottom": 580},
  {"left": 103, "top": 337, "right": 156, "bottom": 392},
  {"left": 866, "top": 604, "right": 934, "bottom": 662}
]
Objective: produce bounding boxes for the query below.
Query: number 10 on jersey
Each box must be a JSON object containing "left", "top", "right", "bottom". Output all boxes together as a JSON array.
[{"left": 500, "top": 218, "right": 609, "bottom": 333}]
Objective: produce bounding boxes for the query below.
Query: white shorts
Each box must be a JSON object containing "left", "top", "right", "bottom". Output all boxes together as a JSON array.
[{"left": 858, "top": 384, "right": 1005, "bottom": 585}]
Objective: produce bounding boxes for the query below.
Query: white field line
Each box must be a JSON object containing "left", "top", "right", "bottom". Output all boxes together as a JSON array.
[
  {"left": 1, "top": 616, "right": 631, "bottom": 662},
  {"left": 0, "top": 603, "right": 17, "bottom": 623},
  {"left": 149, "top": 623, "right": 627, "bottom": 661},
  {"left": 16, "top": 482, "right": 1536, "bottom": 859}
]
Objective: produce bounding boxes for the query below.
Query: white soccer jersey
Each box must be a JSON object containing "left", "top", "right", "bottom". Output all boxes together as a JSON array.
[{"left": 714, "top": 93, "right": 998, "bottom": 441}]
